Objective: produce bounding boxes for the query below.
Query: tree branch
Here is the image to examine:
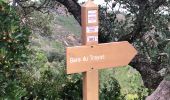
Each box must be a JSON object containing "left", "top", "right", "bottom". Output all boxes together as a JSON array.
[
  {"left": 56, "top": 0, "right": 81, "bottom": 25},
  {"left": 118, "top": 0, "right": 166, "bottom": 43},
  {"left": 152, "top": 0, "right": 167, "bottom": 10}
]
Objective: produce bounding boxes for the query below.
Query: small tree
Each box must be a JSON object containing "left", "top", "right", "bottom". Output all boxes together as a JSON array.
[{"left": 0, "top": 1, "right": 31, "bottom": 98}]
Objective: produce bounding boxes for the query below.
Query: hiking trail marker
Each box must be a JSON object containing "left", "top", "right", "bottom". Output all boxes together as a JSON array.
[{"left": 66, "top": 0, "right": 137, "bottom": 100}]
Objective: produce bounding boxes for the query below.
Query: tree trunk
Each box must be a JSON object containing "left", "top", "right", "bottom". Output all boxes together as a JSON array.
[
  {"left": 56, "top": 0, "right": 81, "bottom": 25},
  {"left": 130, "top": 55, "right": 164, "bottom": 89},
  {"left": 146, "top": 80, "right": 170, "bottom": 100}
]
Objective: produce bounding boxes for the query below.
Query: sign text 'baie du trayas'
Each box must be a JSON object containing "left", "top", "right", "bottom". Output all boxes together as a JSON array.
[
  {"left": 69, "top": 54, "right": 105, "bottom": 63},
  {"left": 66, "top": 41, "right": 137, "bottom": 74}
]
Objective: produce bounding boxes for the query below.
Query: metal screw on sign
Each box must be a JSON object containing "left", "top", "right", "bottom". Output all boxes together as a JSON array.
[{"left": 66, "top": 0, "right": 137, "bottom": 100}]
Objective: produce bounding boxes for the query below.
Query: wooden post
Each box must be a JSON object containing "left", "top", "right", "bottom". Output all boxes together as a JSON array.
[
  {"left": 81, "top": 0, "right": 98, "bottom": 45},
  {"left": 81, "top": 1, "right": 99, "bottom": 100},
  {"left": 66, "top": 1, "right": 137, "bottom": 100}
]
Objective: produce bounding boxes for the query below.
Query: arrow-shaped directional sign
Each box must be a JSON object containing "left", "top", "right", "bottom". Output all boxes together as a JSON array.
[{"left": 66, "top": 41, "right": 137, "bottom": 74}]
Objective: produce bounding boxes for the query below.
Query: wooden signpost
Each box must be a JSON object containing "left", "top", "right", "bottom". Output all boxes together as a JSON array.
[{"left": 66, "top": 0, "right": 137, "bottom": 100}]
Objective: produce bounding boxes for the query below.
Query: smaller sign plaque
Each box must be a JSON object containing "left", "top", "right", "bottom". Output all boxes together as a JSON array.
[
  {"left": 86, "top": 26, "right": 98, "bottom": 33},
  {"left": 88, "top": 10, "right": 97, "bottom": 23},
  {"left": 87, "top": 36, "right": 98, "bottom": 42}
]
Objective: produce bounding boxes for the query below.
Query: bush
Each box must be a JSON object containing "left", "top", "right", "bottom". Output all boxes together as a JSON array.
[
  {"left": 0, "top": 1, "right": 31, "bottom": 98},
  {"left": 100, "top": 77, "right": 124, "bottom": 100}
]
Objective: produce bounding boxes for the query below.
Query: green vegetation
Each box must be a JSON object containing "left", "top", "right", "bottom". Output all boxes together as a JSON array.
[
  {"left": 1, "top": 0, "right": 170, "bottom": 99},
  {"left": 100, "top": 67, "right": 148, "bottom": 100},
  {"left": 0, "top": 1, "right": 148, "bottom": 99},
  {"left": 0, "top": 1, "right": 31, "bottom": 99},
  {"left": 54, "top": 15, "right": 81, "bottom": 35}
]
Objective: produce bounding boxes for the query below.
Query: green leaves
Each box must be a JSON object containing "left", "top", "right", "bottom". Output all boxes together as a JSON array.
[
  {"left": 100, "top": 77, "right": 123, "bottom": 100},
  {"left": 0, "top": 1, "right": 31, "bottom": 99}
]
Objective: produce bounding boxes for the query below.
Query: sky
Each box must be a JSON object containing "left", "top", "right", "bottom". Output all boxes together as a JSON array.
[
  {"left": 78, "top": 0, "right": 105, "bottom": 5},
  {"left": 30, "top": 0, "right": 107, "bottom": 5}
]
